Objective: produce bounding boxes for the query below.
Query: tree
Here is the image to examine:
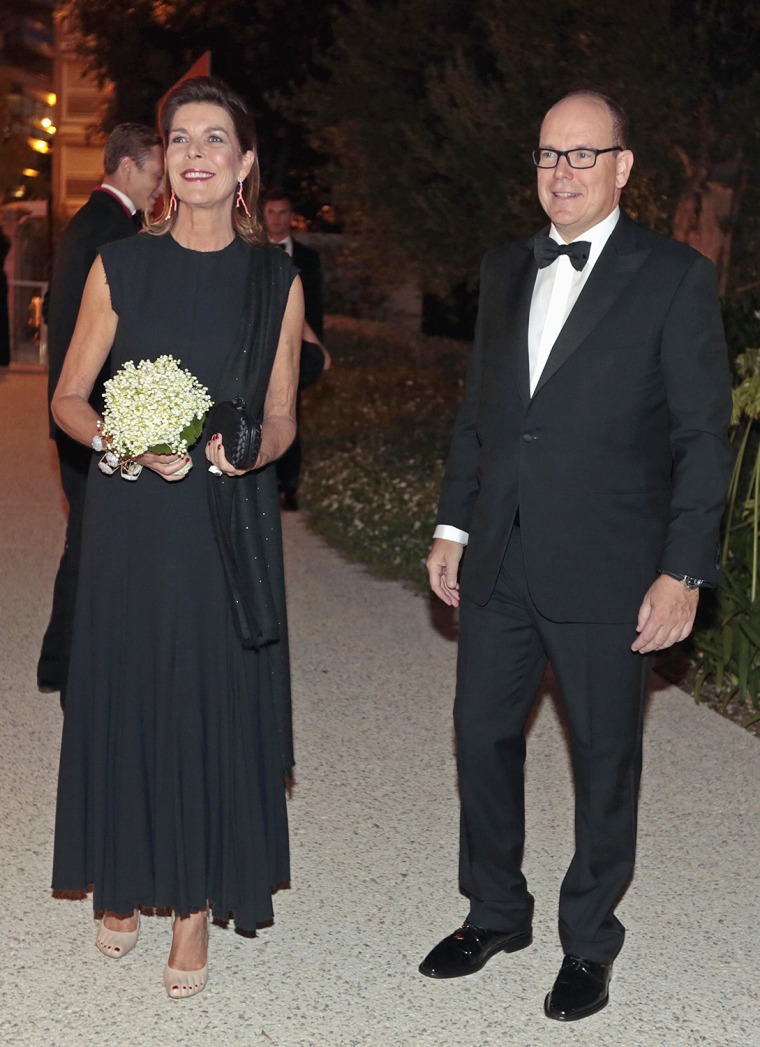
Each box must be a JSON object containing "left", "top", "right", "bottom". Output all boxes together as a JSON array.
[
  {"left": 668, "top": 1, "right": 760, "bottom": 295},
  {"left": 58, "top": 0, "right": 337, "bottom": 215},
  {"left": 60, "top": 0, "right": 760, "bottom": 307},
  {"left": 296, "top": 0, "right": 760, "bottom": 298}
]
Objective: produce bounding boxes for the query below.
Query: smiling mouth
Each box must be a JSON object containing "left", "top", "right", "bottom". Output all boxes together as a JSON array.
[
  {"left": 181, "top": 170, "right": 214, "bottom": 180},
  {"left": 553, "top": 191, "right": 581, "bottom": 198}
]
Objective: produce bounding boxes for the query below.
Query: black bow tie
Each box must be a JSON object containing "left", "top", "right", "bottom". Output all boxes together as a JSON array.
[
  {"left": 534, "top": 235, "right": 591, "bottom": 272},
  {"left": 272, "top": 242, "right": 287, "bottom": 250}
]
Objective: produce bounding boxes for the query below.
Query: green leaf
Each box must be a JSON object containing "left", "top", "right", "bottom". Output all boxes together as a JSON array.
[
  {"left": 721, "top": 624, "right": 734, "bottom": 666},
  {"left": 737, "top": 635, "right": 750, "bottom": 699},
  {"left": 181, "top": 413, "right": 207, "bottom": 448},
  {"left": 693, "top": 671, "right": 704, "bottom": 703}
]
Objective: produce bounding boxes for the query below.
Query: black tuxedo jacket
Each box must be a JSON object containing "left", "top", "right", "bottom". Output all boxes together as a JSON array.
[
  {"left": 437, "top": 211, "right": 734, "bottom": 623},
  {"left": 46, "top": 189, "right": 139, "bottom": 433},
  {"left": 291, "top": 239, "right": 324, "bottom": 340}
]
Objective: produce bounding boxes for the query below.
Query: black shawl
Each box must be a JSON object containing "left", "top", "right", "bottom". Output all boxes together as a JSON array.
[{"left": 207, "top": 243, "right": 296, "bottom": 771}]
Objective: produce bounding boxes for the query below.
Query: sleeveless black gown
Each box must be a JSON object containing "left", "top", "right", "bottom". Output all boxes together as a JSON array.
[{"left": 52, "top": 234, "right": 291, "bottom": 931}]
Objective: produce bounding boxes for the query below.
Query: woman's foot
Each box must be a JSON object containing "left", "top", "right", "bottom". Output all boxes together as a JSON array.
[
  {"left": 164, "top": 909, "right": 209, "bottom": 999},
  {"left": 96, "top": 910, "right": 140, "bottom": 958}
]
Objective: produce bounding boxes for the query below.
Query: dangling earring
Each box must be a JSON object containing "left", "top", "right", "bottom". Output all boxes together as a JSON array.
[
  {"left": 168, "top": 190, "right": 177, "bottom": 216},
  {"left": 235, "top": 180, "right": 251, "bottom": 218}
]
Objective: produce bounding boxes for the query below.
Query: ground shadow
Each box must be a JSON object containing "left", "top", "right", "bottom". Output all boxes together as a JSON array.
[{"left": 426, "top": 594, "right": 459, "bottom": 642}]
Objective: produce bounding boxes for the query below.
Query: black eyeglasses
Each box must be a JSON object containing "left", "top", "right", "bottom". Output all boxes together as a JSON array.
[{"left": 532, "top": 146, "right": 623, "bottom": 169}]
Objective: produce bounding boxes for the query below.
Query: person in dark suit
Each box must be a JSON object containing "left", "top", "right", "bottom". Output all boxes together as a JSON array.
[
  {"left": 37, "top": 123, "right": 164, "bottom": 704},
  {"left": 419, "top": 91, "right": 734, "bottom": 1021},
  {"left": 263, "top": 189, "right": 326, "bottom": 510}
]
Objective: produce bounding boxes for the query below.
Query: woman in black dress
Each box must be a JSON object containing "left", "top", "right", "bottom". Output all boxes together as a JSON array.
[{"left": 51, "top": 77, "right": 303, "bottom": 999}]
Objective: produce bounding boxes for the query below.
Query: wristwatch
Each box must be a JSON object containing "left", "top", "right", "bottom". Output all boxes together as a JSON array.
[{"left": 659, "top": 571, "right": 705, "bottom": 590}]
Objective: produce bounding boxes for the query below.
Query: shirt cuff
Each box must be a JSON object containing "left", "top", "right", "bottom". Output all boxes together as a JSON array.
[{"left": 433, "top": 524, "right": 469, "bottom": 546}]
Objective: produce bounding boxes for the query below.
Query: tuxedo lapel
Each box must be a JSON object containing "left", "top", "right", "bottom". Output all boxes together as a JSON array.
[
  {"left": 532, "top": 213, "right": 651, "bottom": 397},
  {"left": 504, "top": 243, "right": 537, "bottom": 407}
]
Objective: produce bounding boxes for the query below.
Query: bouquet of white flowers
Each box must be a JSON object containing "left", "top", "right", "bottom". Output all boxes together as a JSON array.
[{"left": 98, "top": 355, "right": 213, "bottom": 480}]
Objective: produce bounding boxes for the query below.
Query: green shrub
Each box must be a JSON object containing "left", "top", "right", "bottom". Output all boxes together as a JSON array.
[
  {"left": 693, "top": 347, "right": 760, "bottom": 725},
  {"left": 299, "top": 317, "right": 467, "bottom": 589}
]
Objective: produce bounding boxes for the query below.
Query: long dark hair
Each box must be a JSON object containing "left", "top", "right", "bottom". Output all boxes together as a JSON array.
[{"left": 147, "top": 75, "right": 265, "bottom": 244}]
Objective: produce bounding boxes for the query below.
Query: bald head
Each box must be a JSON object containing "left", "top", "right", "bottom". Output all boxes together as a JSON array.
[{"left": 536, "top": 93, "right": 634, "bottom": 242}]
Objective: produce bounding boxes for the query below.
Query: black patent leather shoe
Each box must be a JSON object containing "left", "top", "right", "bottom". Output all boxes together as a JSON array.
[
  {"left": 419, "top": 922, "right": 533, "bottom": 979},
  {"left": 544, "top": 954, "right": 612, "bottom": 1021}
]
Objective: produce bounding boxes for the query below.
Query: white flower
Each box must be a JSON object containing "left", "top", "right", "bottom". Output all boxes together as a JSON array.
[{"left": 101, "top": 355, "right": 213, "bottom": 464}]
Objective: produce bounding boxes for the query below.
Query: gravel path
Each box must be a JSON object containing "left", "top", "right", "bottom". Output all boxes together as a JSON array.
[{"left": 1, "top": 365, "right": 758, "bottom": 1047}]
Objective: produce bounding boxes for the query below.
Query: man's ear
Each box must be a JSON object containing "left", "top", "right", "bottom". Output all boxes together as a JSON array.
[{"left": 615, "top": 149, "right": 634, "bottom": 190}]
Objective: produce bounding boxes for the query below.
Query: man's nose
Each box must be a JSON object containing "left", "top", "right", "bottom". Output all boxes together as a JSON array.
[{"left": 552, "top": 156, "right": 573, "bottom": 177}]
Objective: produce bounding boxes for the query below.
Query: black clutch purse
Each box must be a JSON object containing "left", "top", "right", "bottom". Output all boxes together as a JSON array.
[{"left": 206, "top": 397, "right": 262, "bottom": 470}]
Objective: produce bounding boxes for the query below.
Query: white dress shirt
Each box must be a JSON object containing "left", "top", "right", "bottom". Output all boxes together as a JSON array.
[
  {"left": 528, "top": 207, "right": 619, "bottom": 394},
  {"left": 98, "top": 183, "right": 136, "bottom": 215},
  {"left": 434, "top": 207, "right": 621, "bottom": 546},
  {"left": 271, "top": 234, "right": 294, "bottom": 257}
]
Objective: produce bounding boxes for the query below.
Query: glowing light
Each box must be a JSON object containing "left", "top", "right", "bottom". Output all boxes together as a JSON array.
[
  {"left": 22, "top": 168, "right": 40, "bottom": 177},
  {"left": 47, "top": 93, "right": 57, "bottom": 106},
  {"left": 29, "top": 138, "right": 50, "bottom": 154},
  {"left": 41, "top": 117, "right": 52, "bottom": 128}
]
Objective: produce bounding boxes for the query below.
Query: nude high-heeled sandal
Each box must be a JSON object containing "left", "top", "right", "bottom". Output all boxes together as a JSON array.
[
  {"left": 95, "top": 910, "right": 140, "bottom": 958},
  {"left": 163, "top": 960, "right": 209, "bottom": 999},
  {"left": 164, "top": 910, "right": 209, "bottom": 999}
]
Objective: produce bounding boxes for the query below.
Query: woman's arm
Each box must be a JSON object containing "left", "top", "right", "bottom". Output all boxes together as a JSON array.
[
  {"left": 52, "top": 257, "right": 191, "bottom": 482},
  {"left": 206, "top": 275, "right": 304, "bottom": 477},
  {"left": 51, "top": 257, "right": 116, "bottom": 445}
]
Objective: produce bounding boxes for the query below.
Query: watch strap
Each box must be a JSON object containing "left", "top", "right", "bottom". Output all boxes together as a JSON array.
[{"left": 659, "top": 570, "right": 706, "bottom": 590}]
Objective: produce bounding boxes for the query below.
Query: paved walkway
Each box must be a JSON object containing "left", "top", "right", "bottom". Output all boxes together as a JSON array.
[{"left": 1, "top": 365, "right": 759, "bottom": 1047}]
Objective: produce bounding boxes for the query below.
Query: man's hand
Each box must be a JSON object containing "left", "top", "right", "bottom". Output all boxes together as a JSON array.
[
  {"left": 632, "top": 574, "right": 699, "bottom": 653},
  {"left": 427, "top": 538, "right": 464, "bottom": 606}
]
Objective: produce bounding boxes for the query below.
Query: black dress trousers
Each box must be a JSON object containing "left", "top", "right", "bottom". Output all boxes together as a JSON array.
[
  {"left": 37, "top": 433, "right": 92, "bottom": 701},
  {"left": 454, "top": 525, "right": 652, "bottom": 963}
]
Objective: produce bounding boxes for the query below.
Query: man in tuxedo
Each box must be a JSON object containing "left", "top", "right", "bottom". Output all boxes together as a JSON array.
[
  {"left": 37, "top": 123, "right": 163, "bottom": 704},
  {"left": 263, "top": 189, "right": 325, "bottom": 510},
  {"left": 419, "top": 91, "right": 733, "bottom": 1021}
]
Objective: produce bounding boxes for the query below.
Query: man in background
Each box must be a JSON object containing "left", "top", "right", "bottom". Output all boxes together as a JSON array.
[
  {"left": 37, "top": 123, "right": 163, "bottom": 705},
  {"left": 263, "top": 189, "right": 325, "bottom": 510}
]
